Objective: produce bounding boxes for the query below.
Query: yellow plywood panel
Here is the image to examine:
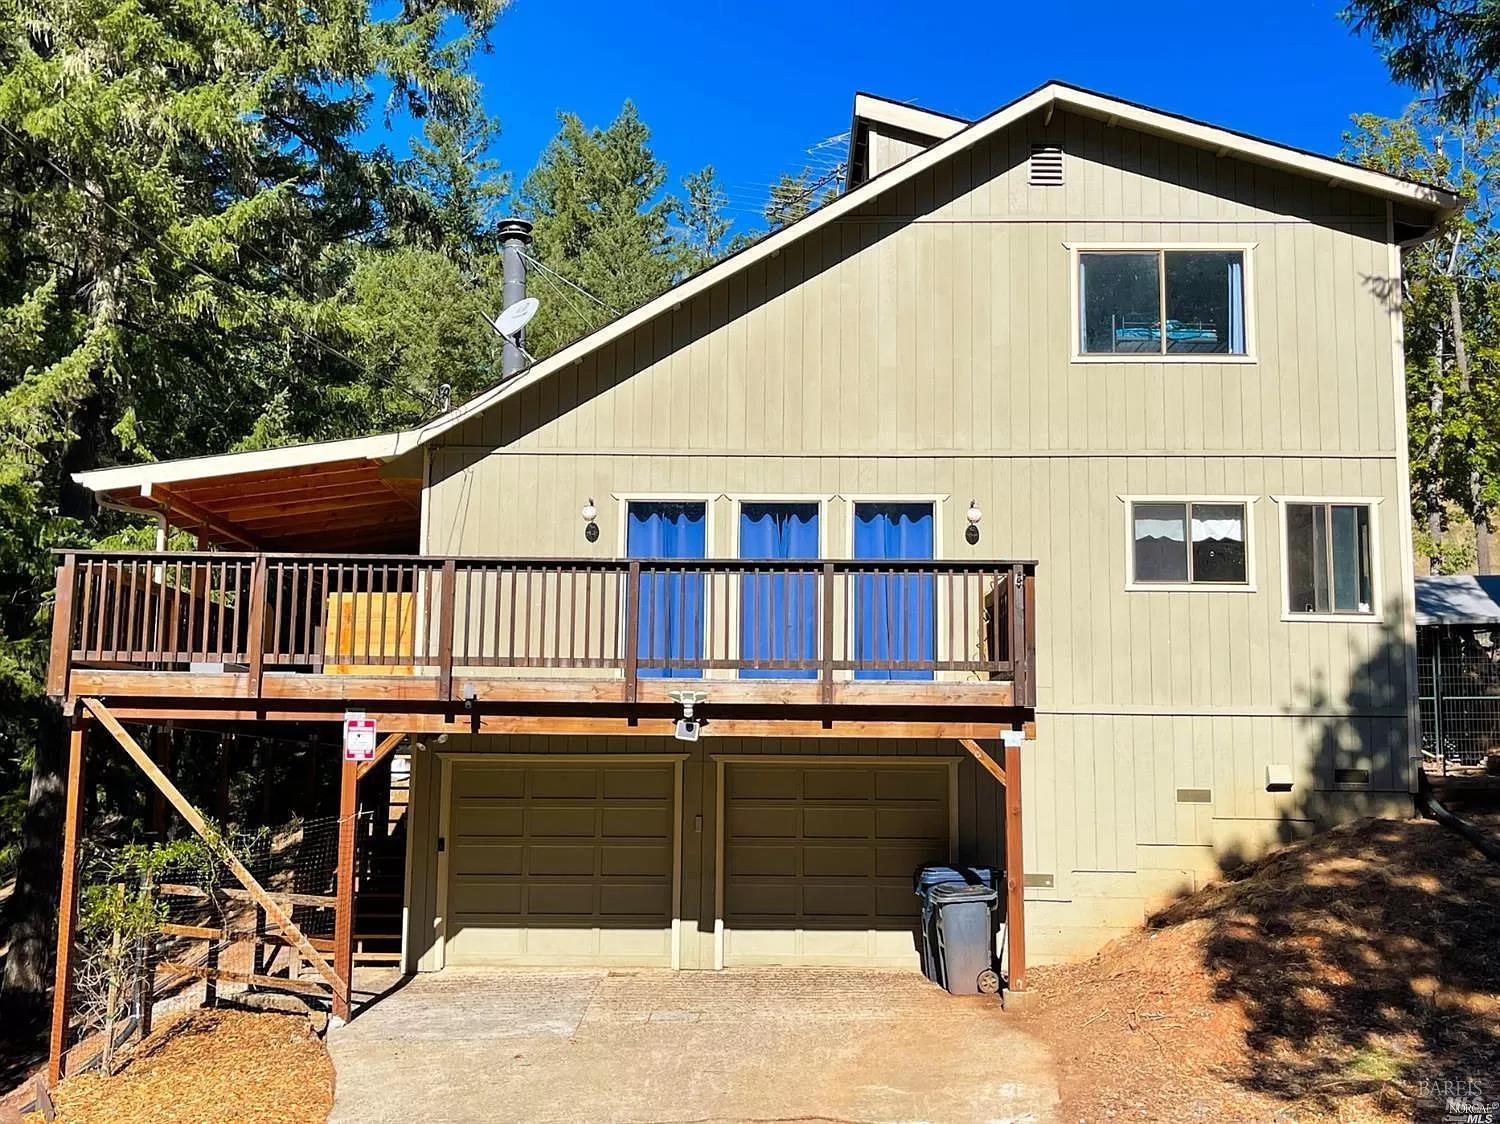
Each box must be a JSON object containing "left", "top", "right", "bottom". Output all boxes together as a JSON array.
[{"left": 323, "top": 592, "right": 416, "bottom": 675}]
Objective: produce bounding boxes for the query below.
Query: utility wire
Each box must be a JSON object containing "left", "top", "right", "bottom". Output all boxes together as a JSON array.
[
  {"left": 0, "top": 119, "right": 439, "bottom": 414},
  {"left": 518, "top": 251, "right": 620, "bottom": 317},
  {"left": 524, "top": 258, "right": 600, "bottom": 330}
]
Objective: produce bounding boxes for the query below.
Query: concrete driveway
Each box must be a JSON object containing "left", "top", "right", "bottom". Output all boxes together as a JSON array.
[{"left": 327, "top": 968, "right": 1058, "bottom": 1123}]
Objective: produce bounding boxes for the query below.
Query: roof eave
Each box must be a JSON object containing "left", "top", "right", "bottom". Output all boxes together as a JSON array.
[{"left": 72, "top": 430, "right": 420, "bottom": 496}]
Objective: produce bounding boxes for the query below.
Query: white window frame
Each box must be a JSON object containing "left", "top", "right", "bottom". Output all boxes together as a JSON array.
[
  {"left": 729, "top": 495, "right": 831, "bottom": 560},
  {"left": 728, "top": 496, "right": 829, "bottom": 682},
  {"left": 1120, "top": 495, "right": 1258, "bottom": 593},
  {"left": 1272, "top": 495, "right": 1384, "bottom": 623},
  {"left": 841, "top": 495, "right": 948, "bottom": 561},
  {"left": 1067, "top": 242, "right": 1257, "bottom": 364},
  {"left": 614, "top": 494, "right": 718, "bottom": 557},
  {"left": 843, "top": 497, "right": 950, "bottom": 681},
  {"left": 614, "top": 494, "right": 718, "bottom": 680}
]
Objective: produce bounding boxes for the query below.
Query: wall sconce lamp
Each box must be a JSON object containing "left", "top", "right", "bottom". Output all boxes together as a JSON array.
[
  {"left": 581, "top": 497, "right": 600, "bottom": 543},
  {"left": 965, "top": 499, "right": 983, "bottom": 545}
]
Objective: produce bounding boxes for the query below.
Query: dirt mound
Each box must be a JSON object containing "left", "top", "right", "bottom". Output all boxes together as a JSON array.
[
  {"left": 35, "top": 1008, "right": 333, "bottom": 1123},
  {"left": 1021, "top": 816, "right": 1500, "bottom": 1122}
]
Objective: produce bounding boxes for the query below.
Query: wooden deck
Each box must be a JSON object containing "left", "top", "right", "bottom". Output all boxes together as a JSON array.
[{"left": 46, "top": 551, "right": 1037, "bottom": 734}]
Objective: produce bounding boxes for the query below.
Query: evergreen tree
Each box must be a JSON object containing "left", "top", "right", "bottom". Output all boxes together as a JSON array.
[
  {"left": 0, "top": 0, "right": 506, "bottom": 1028},
  {"left": 1345, "top": 107, "right": 1500, "bottom": 572},
  {"left": 519, "top": 102, "right": 681, "bottom": 355},
  {"left": 343, "top": 246, "right": 508, "bottom": 415},
  {"left": 1344, "top": 0, "right": 1500, "bottom": 120},
  {"left": 408, "top": 111, "right": 511, "bottom": 264},
  {"left": 763, "top": 165, "right": 843, "bottom": 230},
  {"left": 677, "top": 165, "right": 735, "bottom": 269}
]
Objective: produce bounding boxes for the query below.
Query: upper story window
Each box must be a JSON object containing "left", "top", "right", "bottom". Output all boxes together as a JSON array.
[
  {"left": 1129, "top": 499, "right": 1250, "bottom": 588},
  {"left": 1077, "top": 248, "right": 1248, "bottom": 358},
  {"left": 1283, "top": 500, "right": 1376, "bottom": 617}
]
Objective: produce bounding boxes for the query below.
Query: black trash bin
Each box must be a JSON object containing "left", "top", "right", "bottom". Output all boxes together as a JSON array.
[{"left": 914, "top": 865, "right": 1000, "bottom": 995}]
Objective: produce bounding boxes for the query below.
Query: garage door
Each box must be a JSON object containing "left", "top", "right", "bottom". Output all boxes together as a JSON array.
[
  {"left": 722, "top": 761, "right": 953, "bottom": 967},
  {"left": 444, "top": 760, "right": 676, "bottom": 967}
]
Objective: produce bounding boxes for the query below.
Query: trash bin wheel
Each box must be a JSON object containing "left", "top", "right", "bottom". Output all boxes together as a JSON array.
[{"left": 977, "top": 969, "right": 1001, "bottom": 995}]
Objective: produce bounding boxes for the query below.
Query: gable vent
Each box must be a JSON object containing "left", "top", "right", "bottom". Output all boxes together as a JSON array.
[{"left": 1029, "top": 144, "right": 1064, "bottom": 186}]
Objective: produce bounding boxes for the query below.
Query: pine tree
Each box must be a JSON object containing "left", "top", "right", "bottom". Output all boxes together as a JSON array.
[
  {"left": 763, "top": 166, "right": 843, "bottom": 230},
  {"left": 1344, "top": 0, "right": 1500, "bottom": 120},
  {"left": 519, "top": 102, "right": 682, "bottom": 355},
  {"left": 677, "top": 165, "right": 735, "bottom": 269},
  {"left": 0, "top": 0, "right": 506, "bottom": 1028},
  {"left": 1345, "top": 107, "right": 1500, "bottom": 573},
  {"left": 408, "top": 111, "right": 512, "bottom": 265}
]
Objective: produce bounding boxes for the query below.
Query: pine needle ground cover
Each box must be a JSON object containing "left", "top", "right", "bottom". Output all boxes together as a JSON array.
[
  {"left": 1023, "top": 817, "right": 1500, "bottom": 1122},
  {"left": 34, "top": 1009, "right": 333, "bottom": 1124}
]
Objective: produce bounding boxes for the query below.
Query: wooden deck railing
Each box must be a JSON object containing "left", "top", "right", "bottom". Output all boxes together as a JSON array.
[{"left": 47, "top": 552, "right": 1037, "bottom": 707}]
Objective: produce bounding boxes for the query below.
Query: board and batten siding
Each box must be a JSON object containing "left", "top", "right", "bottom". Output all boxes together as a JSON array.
[
  {"left": 866, "top": 122, "right": 938, "bottom": 178},
  {"left": 418, "top": 107, "right": 1417, "bottom": 963}
]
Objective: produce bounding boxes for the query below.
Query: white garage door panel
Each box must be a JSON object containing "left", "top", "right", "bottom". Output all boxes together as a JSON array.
[
  {"left": 723, "top": 761, "right": 953, "bottom": 968},
  {"left": 445, "top": 760, "right": 676, "bottom": 967}
]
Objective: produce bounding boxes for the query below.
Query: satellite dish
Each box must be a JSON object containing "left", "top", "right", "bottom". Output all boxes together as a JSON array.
[{"left": 490, "top": 297, "right": 539, "bottom": 339}]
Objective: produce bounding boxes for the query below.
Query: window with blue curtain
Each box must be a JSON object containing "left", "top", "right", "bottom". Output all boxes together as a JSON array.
[
  {"left": 739, "top": 503, "right": 819, "bottom": 679},
  {"left": 627, "top": 501, "right": 706, "bottom": 678},
  {"left": 853, "top": 503, "right": 934, "bottom": 680}
]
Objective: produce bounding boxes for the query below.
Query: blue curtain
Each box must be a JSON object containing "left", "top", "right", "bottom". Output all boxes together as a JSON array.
[
  {"left": 1227, "top": 257, "right": 1245, "bottom": 354},
  {"left": 853, "top": 503, "right": 934, "bottom": 680},
  {"left": 740, "top": 503, "right": 819, "bottom": 679},
  {"left": 627, "top": 502, "right": 706, "bottom": 678}
]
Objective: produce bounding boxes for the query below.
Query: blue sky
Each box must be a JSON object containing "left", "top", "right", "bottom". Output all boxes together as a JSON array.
[{"left": 453, "top": 0, "right": 1415, "bottom": 236}]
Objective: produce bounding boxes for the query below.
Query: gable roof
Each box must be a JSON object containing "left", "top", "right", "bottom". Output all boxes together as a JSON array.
[
  {"left": 845, "top": 92, "right": 969, "bottom": 187},
  {"left": 852, "top": 91, "right": 969, "bottom": 141},
  {"left": 75, "top": 80, "right": 1463, "bottom": 543}
]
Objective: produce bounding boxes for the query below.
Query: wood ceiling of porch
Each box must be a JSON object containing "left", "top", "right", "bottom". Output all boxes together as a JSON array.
[{"left": 98, "top": 457, "right": 422, "bottom": 552}]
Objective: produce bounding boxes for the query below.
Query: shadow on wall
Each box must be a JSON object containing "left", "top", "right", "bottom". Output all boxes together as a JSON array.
[{"left": 1155, "top": 603, "right": 1500, "bottom": 1116}]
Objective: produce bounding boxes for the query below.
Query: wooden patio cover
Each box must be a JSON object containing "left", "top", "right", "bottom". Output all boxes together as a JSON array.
[{"left": 94, "top": 457, "right": 421, "bottom": 552}]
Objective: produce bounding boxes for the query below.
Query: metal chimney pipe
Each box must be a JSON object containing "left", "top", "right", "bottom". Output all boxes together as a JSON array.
[{"left": 497, "top": 217, "right": 534, "bottom": 378}]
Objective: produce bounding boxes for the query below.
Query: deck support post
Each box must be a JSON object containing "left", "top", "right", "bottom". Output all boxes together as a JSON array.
[
  {"left": 149, "top": 726, "right": 172, "bottom": 839},
  {"left": 47, "top": 716, "right": 87, "bottom": 1087},
  {"left": 1001, "top": 728, "right": 1028, "bottom": 1001},
  {"left": 332, "top": 758, "right": 358, "bottom": 1022}
]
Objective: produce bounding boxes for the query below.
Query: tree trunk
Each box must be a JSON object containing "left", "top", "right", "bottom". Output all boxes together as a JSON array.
[
  {"left": 100, "top": 884, "right": 126, "bottom": 1078},
  {"left": 1449, "top": 280, "right": 1493, "bottom": 576},
  {"left": 1427, "top": 347, "right": 1446, "bottom": 576},
  {"left": 0, "top": 713, "right": 66, "bottom": 1032}
]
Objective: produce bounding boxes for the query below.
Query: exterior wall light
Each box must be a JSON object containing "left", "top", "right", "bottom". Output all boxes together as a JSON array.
[
  {"left": 582, "top": 497, "right": 600, "bottom": 543},
  {"left": 966, "top": 499, "right": 982, "bottom": 545}
]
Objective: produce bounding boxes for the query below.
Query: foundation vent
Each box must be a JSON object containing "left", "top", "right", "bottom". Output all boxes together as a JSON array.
[
  {"left": 1029, "top": 144, "right": 1064, "bottom": 186},
  {"left": 1175, "top": 787, "right": 1213, "bottom": 804},
  {"left": 1334, "top": 768, "right": 1371, "bottom": 787}
]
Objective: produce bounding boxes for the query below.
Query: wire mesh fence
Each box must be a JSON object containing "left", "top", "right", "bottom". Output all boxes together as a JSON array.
[
  {"left": 1418, "top": 644, "right": 1500, "bottom": 773},
  {"left": 63, "top": 812, "right": 367, "bottom": 1078}
]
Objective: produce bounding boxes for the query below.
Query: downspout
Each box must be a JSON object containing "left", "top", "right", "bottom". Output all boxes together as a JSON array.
[{"left": 95, "top": 495, "right": 170, "bottom": 547}]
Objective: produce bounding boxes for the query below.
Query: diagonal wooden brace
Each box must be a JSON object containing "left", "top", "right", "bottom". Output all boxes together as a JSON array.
[
  {"left": 82, "top": 699, "right": 347, "bottom": 999},
  {"left": 959, "top": 737, "right": 1007, "bottom": 787},
  {"left": 354, "top": 731, "right": 406, "bottom": 782}
]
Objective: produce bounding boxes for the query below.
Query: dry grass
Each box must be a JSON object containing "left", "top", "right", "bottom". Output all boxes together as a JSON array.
[
  {"left": 1021, "top": 816, "right": 1500, "bottom": 1122},
  {"left": 32, "top": 1009, "right": 333, "bottom": 1124}
]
